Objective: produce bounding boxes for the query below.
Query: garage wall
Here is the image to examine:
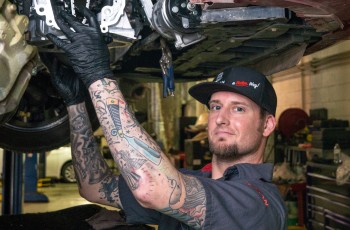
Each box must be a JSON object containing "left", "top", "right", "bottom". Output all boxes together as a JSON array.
[
  {"left": 272, "top": 40, "right": 350, "bottom": 123},
  {"left": 150, "top": 41, "right": 350, "bottom": 153}
]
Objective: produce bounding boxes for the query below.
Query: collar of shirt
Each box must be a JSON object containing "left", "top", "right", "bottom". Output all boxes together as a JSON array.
[
  {"left": 189, "top": 163, "right": 274, "bottom": 182},
  {"left": 222, "top": 163, "right": 273, "bottom": 182}
]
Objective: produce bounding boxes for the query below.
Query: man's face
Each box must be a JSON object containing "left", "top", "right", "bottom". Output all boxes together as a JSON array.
[{"left": 207, "top": 91, "right": 267, "bottom": 161}]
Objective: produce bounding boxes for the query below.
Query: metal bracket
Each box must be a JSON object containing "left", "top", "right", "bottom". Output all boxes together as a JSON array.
[{"left": 99, "top": 0, "right": 136, "bottom": 39}]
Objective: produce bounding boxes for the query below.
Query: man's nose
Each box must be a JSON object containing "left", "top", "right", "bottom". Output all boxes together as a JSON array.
[{"left": 215, "top": 108, "right": 230, "bottom": 125}]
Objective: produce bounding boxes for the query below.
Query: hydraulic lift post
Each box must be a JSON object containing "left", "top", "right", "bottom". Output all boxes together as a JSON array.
[
  {"left": 24, "top": 153, "right": 48, "bottom": 203},
  {"left": 1, "top": 151, "right": 49, "bottom": 215},
  {"left": 1, "top": 150, "right": 23, "bottom": 215}
]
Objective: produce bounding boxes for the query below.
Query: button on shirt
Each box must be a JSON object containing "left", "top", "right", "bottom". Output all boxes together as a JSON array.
[{"left": 119, "top": 163, "right": 287, "bottom": 230}]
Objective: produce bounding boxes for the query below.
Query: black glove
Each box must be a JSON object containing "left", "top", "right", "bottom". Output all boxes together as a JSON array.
[
  {"left": 46, "top": 7, "right": 113, "bottom": 87},
  {"left": 43, "top": 56, "right": 86, "bottom": 106}
]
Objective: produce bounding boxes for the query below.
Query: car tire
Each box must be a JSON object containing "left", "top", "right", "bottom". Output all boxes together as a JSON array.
[
  {"left": 0, "top": 101, "right": 99, "bottom": 153},
  {"left": 61, "top": 161, "right": 76, "bottom": 183},
  {"left": 0, "top": 70, "right": 99, "bottom": 153}
]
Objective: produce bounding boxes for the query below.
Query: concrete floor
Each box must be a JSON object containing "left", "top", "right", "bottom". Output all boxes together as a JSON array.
[
  {"left": 24, "top": 183, "right": 94, "bottom": 213},
  {"left": 0, "top": 182, "right": 100, "bottom": 214},
  {"left": 0, "top": 182, "right": 158, "bottom": 229}
]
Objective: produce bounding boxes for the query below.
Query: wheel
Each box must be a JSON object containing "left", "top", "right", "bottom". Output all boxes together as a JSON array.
[
  {"left": 0, "top": 69, "right": 99, "bottom": 153},
  {"left": 61, "top": 161, "right": 76, "bottom": 183}
]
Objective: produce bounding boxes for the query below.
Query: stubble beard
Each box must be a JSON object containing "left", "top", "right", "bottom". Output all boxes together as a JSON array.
[
  {"left": 209, "top": 138, "right": 261, "bottom": 161},
  {"left": 209, "top": 139, "right": 239, "bottom": 161},
  {"left": 209, "top": 120, "right": 265, "bottom": 162}
]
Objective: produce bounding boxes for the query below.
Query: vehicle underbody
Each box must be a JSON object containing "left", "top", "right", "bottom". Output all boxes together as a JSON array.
[{"left": 1, "top": 0, "right": 350, "bottom": 152}]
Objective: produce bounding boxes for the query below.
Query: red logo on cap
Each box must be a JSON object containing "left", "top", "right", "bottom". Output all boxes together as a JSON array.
[{"left": 235, "top": 81, "right": 248, "bottom": 86}]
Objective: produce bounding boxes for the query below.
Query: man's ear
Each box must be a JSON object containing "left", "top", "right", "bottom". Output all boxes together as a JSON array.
[{"left": 263, "top": 115, "right": 276, "bottom": 137}]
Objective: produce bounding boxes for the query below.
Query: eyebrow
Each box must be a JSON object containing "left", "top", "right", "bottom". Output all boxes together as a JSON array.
[
  {"left": 208, "top": 99, "right": 220, "bottom": 105},
  {"left": 208, "top": 99, "right": 250, "bottom": 107}
]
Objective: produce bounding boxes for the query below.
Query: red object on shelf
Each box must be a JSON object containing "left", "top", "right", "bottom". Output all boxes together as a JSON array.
[{"left": 278, "top": 108, "right": 310, "bottom": 139}]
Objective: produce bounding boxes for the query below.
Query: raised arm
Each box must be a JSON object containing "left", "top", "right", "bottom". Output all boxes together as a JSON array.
[
  {"left": 47, "top": 8, "right": 206, "bottom": 228},
  {"left": 43, "top": 56, "right": 122, "bottom": 209},
  {"left": 89, "top": 79, "right": 206, "bottom": 228},
  {"left": 67, "top": 102, "right": 122, "bottom": 208}
]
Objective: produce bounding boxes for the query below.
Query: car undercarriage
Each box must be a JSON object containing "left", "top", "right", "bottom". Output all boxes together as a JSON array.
[{"left": 1, "top": 0, "right": 350, "bottom": 152}]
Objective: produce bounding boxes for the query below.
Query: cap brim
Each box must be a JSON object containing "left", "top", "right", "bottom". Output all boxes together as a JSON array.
[{"left": 189, "top": 82, "right": 249, "bottom": 106}]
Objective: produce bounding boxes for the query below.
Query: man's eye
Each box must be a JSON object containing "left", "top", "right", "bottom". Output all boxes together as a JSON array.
[
  {"left": 233, "top": 107, "right": 245, "bottom": 112},
  {"left": 209, "top": 105, "right": 221, "bottom": 111}
]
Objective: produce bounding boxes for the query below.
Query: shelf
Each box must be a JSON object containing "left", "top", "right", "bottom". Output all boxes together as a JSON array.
[{"left": 306, "top": 162, "right": 350, "bottom": 229}]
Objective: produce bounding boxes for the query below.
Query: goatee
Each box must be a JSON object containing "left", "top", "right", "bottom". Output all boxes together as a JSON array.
[{"left": 209, "top": 139, "right": 241, "bottom": 161}]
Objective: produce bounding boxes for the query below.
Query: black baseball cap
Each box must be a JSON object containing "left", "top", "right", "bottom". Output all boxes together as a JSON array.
[{"left": 188, "top": 67, "right": 277, "bottom": 116}]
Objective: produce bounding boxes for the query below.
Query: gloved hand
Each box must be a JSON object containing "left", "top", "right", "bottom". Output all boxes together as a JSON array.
[
  {"left": 43, "top": 55, "right": 86, "bottom": 106},
  {"left": 46, "top": 7, "right": 113, "bottom": 87}
]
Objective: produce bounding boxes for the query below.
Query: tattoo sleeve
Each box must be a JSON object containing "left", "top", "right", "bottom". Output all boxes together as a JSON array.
[
  {"left": 160, "top": 174, "right": 206, "bottom": 229},
  {"left": 88, "top": 79, "right": 206, "bottom": 228},
  {"left": 68, "top": 103, "right": 122, "bottom": 208}
]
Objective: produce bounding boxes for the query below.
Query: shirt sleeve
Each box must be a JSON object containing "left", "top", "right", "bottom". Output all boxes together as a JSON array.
[{"left": 196, "top": 177, "right": 287, "bottom": 230}]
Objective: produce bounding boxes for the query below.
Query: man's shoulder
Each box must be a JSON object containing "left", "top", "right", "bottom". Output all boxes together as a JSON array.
[
  {"left": 233, "top": 163, "right": 274, "bottom": 181},
  {"left": 179, "top": 167, "right": 210, "bottom": 177},
  {"left": 178, "top": 163, "right": 274, "bottom": 180}
]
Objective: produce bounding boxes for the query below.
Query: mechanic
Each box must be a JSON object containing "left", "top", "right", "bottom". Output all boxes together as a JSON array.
[{"left": 46, "top": 7, "right": 287, "bottom": 230}]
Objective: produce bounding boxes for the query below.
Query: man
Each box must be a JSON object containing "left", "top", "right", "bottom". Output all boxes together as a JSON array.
[{"left": 46, "top": 7, "right": 287, "bottom": 230}]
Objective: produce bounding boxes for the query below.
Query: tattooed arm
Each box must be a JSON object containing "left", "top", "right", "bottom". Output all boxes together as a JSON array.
[
  {"left": 88, "top": 79, "right": 207, "bottom": 229},
  {"left": 46, "top": 7, "right": 206, "bottom": 228},
  {"left": 67, "top": 102, "right": 122, "bottom": 209}
]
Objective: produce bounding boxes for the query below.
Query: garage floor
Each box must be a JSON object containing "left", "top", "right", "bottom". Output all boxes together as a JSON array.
[
  {"left": 25, "top": 182, "right": 91, "bottom": 213},
  {"left": 0, "top": 182, "right": 156, "bottom": 229},
  {"left": 0, "top": 182, "right": 95, "bottom": 213}
]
